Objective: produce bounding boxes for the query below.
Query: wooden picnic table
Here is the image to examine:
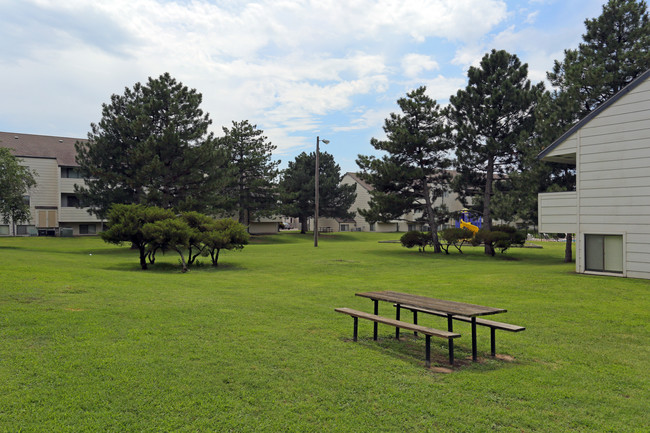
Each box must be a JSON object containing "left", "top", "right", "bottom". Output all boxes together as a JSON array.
[{"left": 356, "top": 291, "right": 507, "bottom": 361}]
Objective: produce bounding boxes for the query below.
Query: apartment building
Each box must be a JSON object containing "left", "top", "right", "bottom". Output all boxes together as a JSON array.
[
  {"left": 314, "top": 172, "right": 465, "bottom": 232},
  {"left": 0, "top": 132, "right": 103, "bottom": 236},
  {"left": 538, "top": 69, "right": 650, "bottom": 279}
]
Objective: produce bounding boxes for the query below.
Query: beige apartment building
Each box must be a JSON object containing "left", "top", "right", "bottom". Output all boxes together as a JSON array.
[
  {"left": 314, "top": 172, "right": 465, "bottom": 232},
  {"left": 0, "top": 132, "right": 103, "bottom": 236}
]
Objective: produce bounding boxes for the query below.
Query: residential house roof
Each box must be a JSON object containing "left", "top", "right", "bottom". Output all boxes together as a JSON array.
[
  {"left": 344, "top": 172, "right": 374, "bottom": 191},
  {"left": 0, "top": 131, "right": 86, "bottom": 167},
  {"left": 537, "top": 68, "right": 650, "bottom": 161}
]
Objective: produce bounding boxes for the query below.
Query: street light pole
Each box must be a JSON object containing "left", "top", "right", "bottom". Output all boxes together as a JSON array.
[{"left": 314, "top": 136, "right": 329, "bottom": 247}]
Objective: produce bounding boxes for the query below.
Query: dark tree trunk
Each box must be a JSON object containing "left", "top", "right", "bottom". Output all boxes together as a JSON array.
[
  {"left": 138, "top": 245, "right": 148, "bottom": 270},
  {"left": 175, "top": 248, "right": 188, "bottom": 273},
  {"left": 564, "top": 233, "right": 573, "bottom": 263},
  {"left": 483, "top": 157, "right": 494, "bottom": 255},
  {"left": 300, "top": 215, "right": 308, "bottom": 234},
  {"left": 422, "top": 182, "right": 441, "bottom": 253},
  {"left": 211, "top": 248, "right": 221, "bottom": 267}
]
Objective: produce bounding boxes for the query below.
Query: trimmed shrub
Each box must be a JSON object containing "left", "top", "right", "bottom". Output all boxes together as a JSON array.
[{"left": 400, "top": 231, "right": 432, "bottom": 252}]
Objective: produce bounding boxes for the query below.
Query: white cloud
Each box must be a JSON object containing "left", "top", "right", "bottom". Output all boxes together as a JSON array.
[
  {"left": 402, "top": 54, "right": 440, "bottom": 79},
  {"left": 422, "top": 75, "right": 467, "bottom": 102},
  {"left": 332, "top": 109, "right": 388, "bottom": 132},
  {"left": 525, "top": 10, "right": 539, "bottom": 24}
]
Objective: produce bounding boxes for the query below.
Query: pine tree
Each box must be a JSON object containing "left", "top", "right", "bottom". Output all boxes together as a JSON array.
[
  {"left": 279, "top": 151, "right": 356, "bottom": 234},
  {"left": 448, "top": 50, "right": 543, "bottom": 255},
  {"left": 75, "top": 73, "right": 227, "bottom": 218},
  {"left": 357, "top": 86, "right": 452, "bottom": 253},
  {"left": 216, "top": 120, "right": 280, "bottom": 226},
  {"left": 548, "top": 0, "right": 650, "bottom": 117}
]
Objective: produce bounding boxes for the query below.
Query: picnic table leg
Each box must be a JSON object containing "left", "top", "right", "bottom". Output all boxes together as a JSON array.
[
  {"left": 395, "top": 304, "right": 401, "bottom": 340},
  {"left": 373, "top": 300, "right": 379, "bottom": 341},
  {"left": 490, "top": 327, "right": 496, "bottom": 356},
  {"left": 447, "top": 314, "right": 453, "bottom": 332},
  {"left": 472, "top": 317, "right": 477, "bottom": 361},
  {"left": 413, "top": 310, "right": 418, "bottom": 337},
  {"left": 425, "top": 335, "right": 431, "bottom": 368},
  {"left": 449, "top": 338, "right": 454, "bottom": 365},
  {"left": 353, "top": 317, "right": 358, "bottom": 342}
]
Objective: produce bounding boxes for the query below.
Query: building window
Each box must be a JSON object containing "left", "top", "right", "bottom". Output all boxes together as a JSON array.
[
  {"left": 23, "top": 195, "right": 30, "bottom": 206},
  {"left": 16, "top": 225, "right": 36, "bottom": 235},
  {"left": 370, "top": 223, "right": 375, "bottom": 232},
  {"left": 0, "top": 225, "right": 9, "bottom": 235},
  {"left": 62, "top": 194, "right": 80, "bottom": 207},
  {"left": 79, "top": 224, "right": 96, "bottom": 235},
  {"left": 408, "top": 223, "right": 417, "bottom": 232},
  {"left": 61, "top": 167, "right": 82, "bottom": 178},
  {"left": 585, "top": 234, "right": 623, "bottom": 273},
  {"left": 340, "top": 224, "right": 349, "bottom": 232}
]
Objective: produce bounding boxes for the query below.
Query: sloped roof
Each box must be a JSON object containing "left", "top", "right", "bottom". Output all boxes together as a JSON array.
[
  {"left": 0, "top": 131, "right": 86, "bottom": 167},
  {"left": 538, "top": 68, "right": 650, "bottom": 161},
  {"left": 344, "top": 172, "right": 374, "bottom": 191}
]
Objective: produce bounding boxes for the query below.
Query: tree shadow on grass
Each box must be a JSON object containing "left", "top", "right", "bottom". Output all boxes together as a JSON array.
[{"left": 101, "top": 260, "right": 247, "bottom": 273}]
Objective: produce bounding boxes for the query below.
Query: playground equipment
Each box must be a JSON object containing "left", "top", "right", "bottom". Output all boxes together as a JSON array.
[
  {"left": 460, "top": 219, "right": 479, "bottom": 234},
  {"left": 456, "top": 208, "right": 482, "bottom": 233}
]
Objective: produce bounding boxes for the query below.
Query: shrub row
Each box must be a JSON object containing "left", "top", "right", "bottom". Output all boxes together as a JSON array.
[{"left": 400, "top": 225, "right": 526, "bottom": 255}]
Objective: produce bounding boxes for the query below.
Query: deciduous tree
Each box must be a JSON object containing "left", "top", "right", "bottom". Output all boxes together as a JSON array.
[{"left": 0, "top": 147, "right": 37, "bottom": 233}]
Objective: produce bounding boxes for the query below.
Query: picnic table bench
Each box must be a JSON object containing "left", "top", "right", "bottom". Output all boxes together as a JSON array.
[
  {"left": 395, "top": 304, "right": 525, "bottom": 357},
  {"left": 335, "top": 308, "right": 461, "bottom": 366}
]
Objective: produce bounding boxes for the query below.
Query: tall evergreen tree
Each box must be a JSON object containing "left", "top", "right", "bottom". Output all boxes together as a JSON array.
[
  {"left": 75, "top": 73, "right": 227, "bottom": 218},
  {"left": 216, "top": 120, "right": 280, "bottom": 226},
  {"left": 279, "top": 151, "right": 356, "bottom": 234},
  {"left": 357, "top": 86, "right": 453, "bottom": 253},
  {"left": 448, "top": 50, "right": 543, "bottom": 255},
  {"left": 548, "top": 0, "right": 650, "bottom": 117}
]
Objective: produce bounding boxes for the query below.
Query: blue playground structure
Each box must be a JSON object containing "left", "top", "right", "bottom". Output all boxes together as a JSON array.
[{"left": 455, "top": 208, "right": 482, "bottom": 233}]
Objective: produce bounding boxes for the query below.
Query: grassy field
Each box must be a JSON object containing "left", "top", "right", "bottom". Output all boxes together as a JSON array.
[{"left": 0, "top": 233, "right": 648, "bottom": 432}]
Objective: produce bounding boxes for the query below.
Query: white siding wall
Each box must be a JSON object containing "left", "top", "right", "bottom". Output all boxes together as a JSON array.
[
  {"left": 538, "top": 191, "right": 577, "bottom": 234},
  {"left": 575, "top": 77, "right": 650, "bottom": 278}
]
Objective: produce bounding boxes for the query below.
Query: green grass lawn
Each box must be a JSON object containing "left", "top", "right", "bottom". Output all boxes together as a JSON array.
[{"left": 1, "top": 233, "right": 648, "bottom": 432}]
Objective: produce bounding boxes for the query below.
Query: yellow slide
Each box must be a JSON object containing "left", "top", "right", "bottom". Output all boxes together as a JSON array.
[{"left": 460, "top": 220, "right": 479, "bottom": 234}]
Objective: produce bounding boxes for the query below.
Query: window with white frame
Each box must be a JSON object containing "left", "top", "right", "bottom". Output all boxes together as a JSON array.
[{"left": 585, "top": 234, "right": 623, "bottom": 273}]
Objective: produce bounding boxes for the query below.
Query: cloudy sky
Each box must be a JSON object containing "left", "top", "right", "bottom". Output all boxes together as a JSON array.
[{"left": 1, "top": 0, "right": 606, "bottom": 173}]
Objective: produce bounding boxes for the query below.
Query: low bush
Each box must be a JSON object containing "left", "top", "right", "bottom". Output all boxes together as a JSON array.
[{"left": 400, "top": 231, "right": 431, "bottom": 252}]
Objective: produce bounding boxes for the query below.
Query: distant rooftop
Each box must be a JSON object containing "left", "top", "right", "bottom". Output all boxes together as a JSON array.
[
  {"left": 0, "top": 131, "right": 86, "bottom": 167},
  {"left": 345, "top": 172, "right": 373, "bottom": 191}
]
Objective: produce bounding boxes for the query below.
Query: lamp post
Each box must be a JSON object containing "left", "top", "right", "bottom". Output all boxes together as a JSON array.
[{"left": 314, "top": 136, "right": 329, "bottom": 247}]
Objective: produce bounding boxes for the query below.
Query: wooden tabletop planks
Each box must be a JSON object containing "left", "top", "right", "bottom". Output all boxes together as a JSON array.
[{"left": 355, "top": 291, "right": 506, "bottom": 317}]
